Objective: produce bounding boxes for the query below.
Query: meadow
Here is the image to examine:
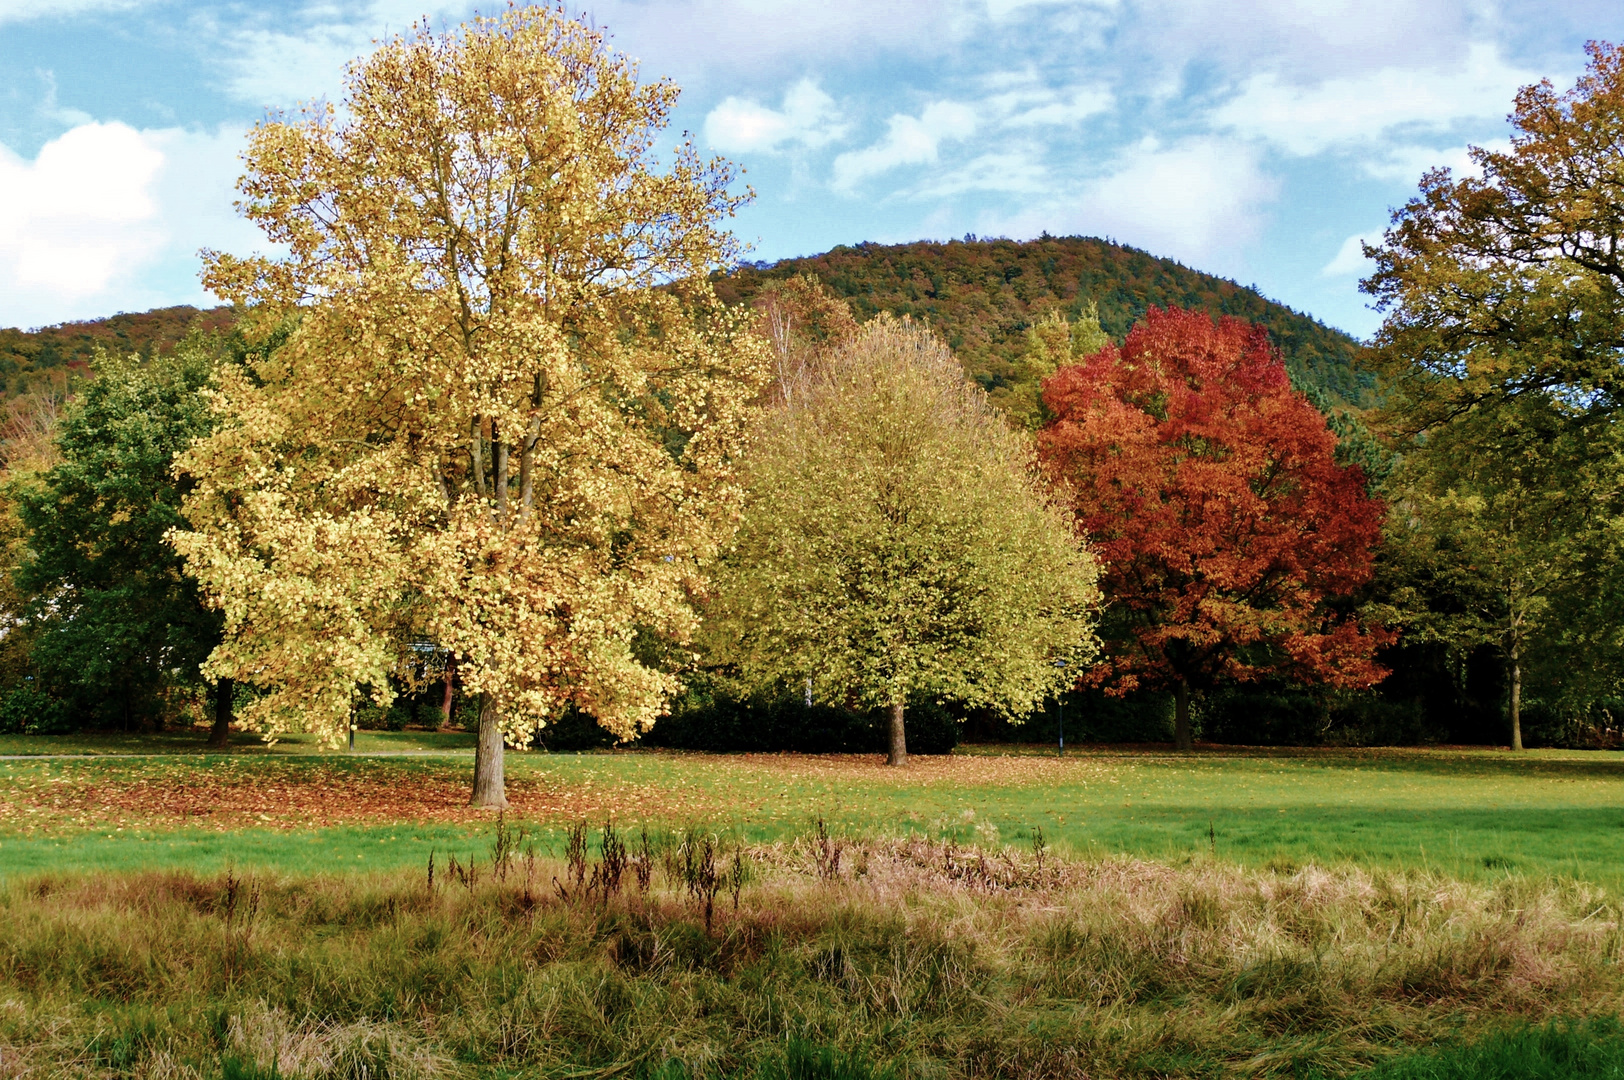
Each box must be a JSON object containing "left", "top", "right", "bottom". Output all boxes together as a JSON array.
[
  {"left": 5, "top": 737, "right": 1624, "bottom": 1078},
  {"left": 0, "top": 736, "right": 1620, "bottom": 887}
]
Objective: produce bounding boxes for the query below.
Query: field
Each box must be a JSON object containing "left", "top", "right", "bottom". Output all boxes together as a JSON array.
[
  {"left": 4, "top": 735, "right": 1624, "bottom": 1079},
  {"left": 1, "top": 735, "right": 1621, "bottom": 886}
]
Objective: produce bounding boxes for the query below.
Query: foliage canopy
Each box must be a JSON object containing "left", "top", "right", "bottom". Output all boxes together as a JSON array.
[
  {"left": 705, "top": 317, "right": 1101, "bottom": 765},
  {"left": 171, "top": 6, "right": 767, "bottom": 801},
  {"left": 9, "top": 347, "right": 222, "bottom": 729},
  {"left": 1039, "top": 307, "right": 1389, "bottom": 749},
  {"left": 1365, "top": 41, "right": 1624, "bottom": 432}
]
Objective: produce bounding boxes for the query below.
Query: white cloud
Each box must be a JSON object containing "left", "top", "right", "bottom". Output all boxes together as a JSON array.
[
  {"left": 914, "top": 150, "right": 1049, "bottom": 198},
  {"left": 983, "top": 0, "right": 1112, "bottom": 19},
  {"left": 1215, "top": 41, "right": 1537, "bottom": 156},
  {"left": 990, "top": 137, "right": 1277, "bottom": 267},
  {"left": 832, "top": 101, "right": 979, "bottom": 192},
  {"left": 703, "top": 79, "right": 846, "bottom": 154},
  {"left": 222, "top": 1, "right": 477, "bottom": 108},
  {"left": 1004, "top": 86, "right": 1112, "bottom": 127},
  {"left": 0, "top": 122, "right": 164, "bottom": 309},
  {"left": 1360, "top": 139, "right": 1505, "bottom": 183},
  {"left": 0, "top": 121, "right": 258, "bottom": 329},
  {"left": 0, "top": 0, "right": 143, "bottom": 23},
  {"left": 581, "top": 0, "right": 960, "bottom": 85},
  {"left": 1321, "top": 230, "right": 1383, "bottom": 277}
]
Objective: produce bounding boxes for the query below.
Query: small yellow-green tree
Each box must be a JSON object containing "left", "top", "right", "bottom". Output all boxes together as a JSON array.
[
  {"left": 1004, "top": 305, "right": 1110, "bottom": 429},
  {"left": 171, "top": 7, "right": 768, "bottom": 805},
  {"left": 704, "top": 318, "right": 1102, "bottom": 766}
]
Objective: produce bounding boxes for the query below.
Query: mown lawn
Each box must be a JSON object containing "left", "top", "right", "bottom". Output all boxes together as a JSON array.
[{"left": 2, "top": 735, "right": 1622, "bottom": 888}]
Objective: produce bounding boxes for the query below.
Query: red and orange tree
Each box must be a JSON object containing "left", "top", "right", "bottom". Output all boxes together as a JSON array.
[{"left": 1038, "top": 306, "right": 1389, "bottom": 750}]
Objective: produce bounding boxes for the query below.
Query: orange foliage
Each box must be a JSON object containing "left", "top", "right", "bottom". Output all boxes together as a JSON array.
[{"left": 1038, "top": 307, "right": 1390, "bottom": 713}]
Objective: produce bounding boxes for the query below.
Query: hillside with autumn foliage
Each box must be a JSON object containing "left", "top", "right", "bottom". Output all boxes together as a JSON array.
[
  {"left": 717, "top": 235, "right": 1373, "bottom": 408},
  {"left": 0, "top": 236, "right": 1370, "bottom": 411},
  {"left": 0, "top": 305, "right": 235, "bottom": 399}
]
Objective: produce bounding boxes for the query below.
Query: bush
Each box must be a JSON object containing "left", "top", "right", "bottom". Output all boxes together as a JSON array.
[
  {"left": 353, "top": 698, "right": 411, "bottom": 731},
  {"left": 645, "top": 683, "right": 959, "bottom": 755},
  {"left": 1201, "top": 686, "right": 1441, "bottom": 747},
  {"left": 1202, "top": 688, "right": 1326, "bottom": 746},
  {"left": 0, "top": 683, "right": 72, "bottom": 735},
  {"left": 1324, "top": 693, "right": 1438, "bottom": 747},
  {"left": 1520, "top": 699, "right": 1624, "bottom": 750},
  {"left": 965, "top": 687, "right": 1174, "bottom": 745},
  {"left": 533, "top": 707, "right": 622, "bottom": 751}
]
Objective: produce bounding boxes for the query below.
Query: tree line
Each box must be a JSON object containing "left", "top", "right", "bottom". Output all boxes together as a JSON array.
[{"left": 2, "top": 10, "right": 1622, "bottom": 801}]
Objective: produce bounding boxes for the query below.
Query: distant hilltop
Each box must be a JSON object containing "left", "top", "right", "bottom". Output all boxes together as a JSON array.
[
  {"left": 1, "top": 236, "right": 1371, "bottom": 407},
  {"left": 719, "top": 235, "right": 1372, "bottom": 408}
]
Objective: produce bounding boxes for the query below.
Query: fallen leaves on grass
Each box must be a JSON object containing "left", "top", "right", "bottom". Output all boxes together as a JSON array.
[{"left": 0, "top": 758, "right": 725, "bottom": 832}]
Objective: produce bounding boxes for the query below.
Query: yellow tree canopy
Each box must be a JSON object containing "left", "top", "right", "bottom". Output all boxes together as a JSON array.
[{"left": 171, "top": 7, "right": 769, "bottom": 765}]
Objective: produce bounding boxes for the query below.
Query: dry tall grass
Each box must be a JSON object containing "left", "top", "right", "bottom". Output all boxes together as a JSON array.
[{"left": 0, "top": 829, "right": 1620, "bottom": 1078}]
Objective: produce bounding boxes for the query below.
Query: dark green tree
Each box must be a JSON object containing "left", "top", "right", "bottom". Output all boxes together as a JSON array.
[
  {"left": 10, "top": 344, "right": 230, "bottom": 740},
  {"left": 1377, "top": 395, "right": 1623, "bottom": 749}
]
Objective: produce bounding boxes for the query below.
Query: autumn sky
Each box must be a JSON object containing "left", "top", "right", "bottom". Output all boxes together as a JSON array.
[{"left": 1, "top": 0, "right": 1620, "bottom": 336}]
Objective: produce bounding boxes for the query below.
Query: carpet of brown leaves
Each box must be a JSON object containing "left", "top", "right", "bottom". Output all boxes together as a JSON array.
[
  {"left": 0, "top": 750, "right": 1121, "bottom": 835},
  {"left": 0, "top": 758, "right": 732, "bottom": 832}
]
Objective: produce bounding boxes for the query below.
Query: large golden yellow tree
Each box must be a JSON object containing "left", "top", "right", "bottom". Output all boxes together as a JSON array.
[{"left": 171, "top": 7, "right": 768, "bottom": 805}]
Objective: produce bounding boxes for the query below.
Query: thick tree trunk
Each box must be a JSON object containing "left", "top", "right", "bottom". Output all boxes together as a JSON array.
[
  {"left": 886, "top": 701, "right": 907, "bottom": 767},
  {"left": 1509, "top": 646, "right": 1524, "bottom": 752},
  {"left": 470, "top": 694, "right": 508, "bottom": 807},
  {"left": 207, "top": 678, "right": 234, "bottom": 750},
  {"left": 439, "top": 658, "right": 456, "bottom": 730},
  {"left": 1173, "top": 679, "right": 1193, "bottom": 752}
]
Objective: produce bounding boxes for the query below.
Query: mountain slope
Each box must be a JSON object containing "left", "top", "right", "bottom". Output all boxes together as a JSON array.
[
  {"left": 0, "top": 306, "right": 234, "bottom": 398},
  {"left": 0, "top": 238, "right": 1372, "bottom": 410},
  {"left": 716, "top": 235, "right": 1372, "bottom": 407}
]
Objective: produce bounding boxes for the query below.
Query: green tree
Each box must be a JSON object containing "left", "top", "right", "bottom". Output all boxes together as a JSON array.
[
  {"left": 703, "top": 317, "right": 1101, "bottom": 766},
  {"left": 1003, "top": 305, "right": 1110, "bottom": 429},
  {"left": 9, "top": 346, "right": 230, "bottom": 739},
  {"left": 1380, "top": 395, "right": 1622, "bottom": 749}
]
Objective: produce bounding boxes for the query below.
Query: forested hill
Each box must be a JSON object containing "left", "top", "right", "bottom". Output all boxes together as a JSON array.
[
  {"left": 715, "top": 236, "right": 1373, "bottom": 407},
  {"left": 0, "top": 237, "right": 1371, "bottom": 407},
  {"left": 0, "top": 305, "right": 233, "bottom": 398}
]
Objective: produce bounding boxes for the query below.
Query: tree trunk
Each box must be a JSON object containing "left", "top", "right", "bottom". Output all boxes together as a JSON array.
[
  {"left": 1509, "top": 645, "right": 1524, "bottom": 752},
  {"left": 493, "top": 422, "right": 508, "bottom": 524},
  {"left": 439, "top": 658, "right": 456, "bottom": 730},
  {"left": 470, "top": 694, "right": 508, "bottom": 807},
  {"left": 886, "top": 701, "right": 907, "bottom": 767},
  {"left": 1173, "top": 678, "right": 1193, "bottom": 752},
  {"left": 207, "top": 678, "right": 234, "bottom": 749}
]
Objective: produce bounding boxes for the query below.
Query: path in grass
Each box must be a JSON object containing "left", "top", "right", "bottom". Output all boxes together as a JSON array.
[{"left": 2, "top": 738, "right": 1623, "bottom": 886}]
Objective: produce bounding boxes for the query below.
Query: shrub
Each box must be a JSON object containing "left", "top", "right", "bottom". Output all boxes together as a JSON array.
[
  {"left": 645, "top": 683, "right": 959, "bottom": 755},
  {"left": 964, "top": 687, "right": 1174, "bottom": 745},
  {"left": 1201, "top": 686, "right": 1441, "bottom": 747},
  {"left": 0, "top": 682, "right": 72, "bottom": 735}
]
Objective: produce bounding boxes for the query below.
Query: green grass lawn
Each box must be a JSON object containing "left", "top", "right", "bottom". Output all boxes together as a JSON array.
[{"left": 2, "top": 735, "right": 1622, "bottom": 889}]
